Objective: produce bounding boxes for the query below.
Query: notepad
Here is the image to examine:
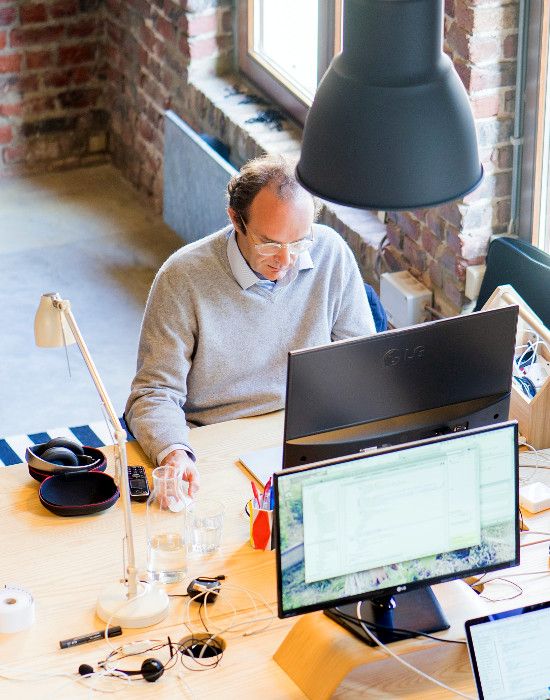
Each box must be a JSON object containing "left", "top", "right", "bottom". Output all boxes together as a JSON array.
[{"left": 237, "top": 445, "right": 283, "bottom": 487}]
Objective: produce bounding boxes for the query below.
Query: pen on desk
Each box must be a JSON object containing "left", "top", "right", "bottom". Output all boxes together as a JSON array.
[{"left": 59, "top": 626, "right": 122, "bottom": 649}]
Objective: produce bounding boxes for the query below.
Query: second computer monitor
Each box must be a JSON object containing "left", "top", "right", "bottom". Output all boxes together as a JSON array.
[{"left": 283, "top": 305, "right": 518, "bottom": 468}]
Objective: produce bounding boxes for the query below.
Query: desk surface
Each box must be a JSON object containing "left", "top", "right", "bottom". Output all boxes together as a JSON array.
[{"left": 1, "top": 412, "right": 549, "bottom": 699}]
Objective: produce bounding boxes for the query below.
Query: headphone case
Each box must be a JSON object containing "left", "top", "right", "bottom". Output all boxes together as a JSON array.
[
  {"left": 26, "top": 442, "right": 119, "bottom": 517},
  {"left": 38, "top": 471, "right": 119, "bottom": 517}
]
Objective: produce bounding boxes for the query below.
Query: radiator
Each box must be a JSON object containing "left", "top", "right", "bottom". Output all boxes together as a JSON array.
[{"left": 163, "top": 110, "right": 237, "bottom": 243}]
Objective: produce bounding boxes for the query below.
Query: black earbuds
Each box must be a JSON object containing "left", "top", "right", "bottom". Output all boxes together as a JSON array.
[{"left": 78, "top": 657, "right": 164, "bottom": 683}]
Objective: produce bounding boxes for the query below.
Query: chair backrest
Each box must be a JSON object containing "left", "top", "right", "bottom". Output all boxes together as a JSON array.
[{"left": 474, "top": 237, "right": 550, "bottom": 327}]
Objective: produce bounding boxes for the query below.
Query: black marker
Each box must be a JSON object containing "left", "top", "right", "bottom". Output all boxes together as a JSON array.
[{"left": 59, "top": 626, "right": 122, "bottom": 649}]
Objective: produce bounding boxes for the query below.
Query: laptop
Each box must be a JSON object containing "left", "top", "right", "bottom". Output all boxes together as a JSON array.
[{"left": 465, "top": 599, "right": 550, "bottom": 700}]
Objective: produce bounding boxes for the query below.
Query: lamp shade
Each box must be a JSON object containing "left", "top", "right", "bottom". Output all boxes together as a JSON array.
[
  {"left": 34, "top": 292, "right": 76, "bottom": 347},
  {"left": 296, "top": 0, "right": 483, "bottom": 210}
]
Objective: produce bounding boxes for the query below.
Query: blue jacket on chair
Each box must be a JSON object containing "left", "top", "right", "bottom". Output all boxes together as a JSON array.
[{"left": 365, "top": 283, "right": 388, "bottom": 332}]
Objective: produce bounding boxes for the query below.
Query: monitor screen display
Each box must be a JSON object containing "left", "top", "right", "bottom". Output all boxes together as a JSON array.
[
  {"left": 283, "top": 306, "right": 518, "bottom": 468},
  {"left": 275, "top": 421, "right": 519, "bottom": 619}
]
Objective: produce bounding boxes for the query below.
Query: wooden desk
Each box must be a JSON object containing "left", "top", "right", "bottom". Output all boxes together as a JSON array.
[{"left": 1, "top": 413, "right": 549, "bottom": 699}]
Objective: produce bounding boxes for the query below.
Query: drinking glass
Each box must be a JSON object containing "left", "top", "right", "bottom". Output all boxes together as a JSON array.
[
  {"left": 186, "top": 498, "right": 225, "bottom": 554},
  {"left": 146, "top": 465, "right": 189, "bottom": 583}
]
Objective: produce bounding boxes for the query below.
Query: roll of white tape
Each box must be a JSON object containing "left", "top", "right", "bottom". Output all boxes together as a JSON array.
[{"left": 0, "top": 586, "right": 35, "bottom": 633}]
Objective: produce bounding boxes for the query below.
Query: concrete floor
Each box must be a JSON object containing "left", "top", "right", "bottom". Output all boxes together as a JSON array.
[{"left": 0, "top": 165, "right": 185, "bottom": 437}]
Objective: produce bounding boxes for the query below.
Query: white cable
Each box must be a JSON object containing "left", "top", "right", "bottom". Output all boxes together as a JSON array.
[
  {"left": 519, "top": 442, "right": 541, "bottom": 484},
  {"left": 102, "top": 586, "right": 150, "bottom": 654},
  {"left": 355, "top": 602, "right": 476, "bottom": 700},
  {"left": 0, "top": 663, "right": 126, "bottom": 697}
]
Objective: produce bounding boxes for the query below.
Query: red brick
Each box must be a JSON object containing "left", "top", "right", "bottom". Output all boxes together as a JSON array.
[
  {"left": 472, "top": 93, "right": 500, "bottom": 118},
  {"left": 0, "top": 100, "right": 22, "bottom": 116},
  {"left": 0, "top": 29, "right": 5, "bottom": 49},
  {"left": 49, "top": 0, "right": 77, "bottom": 19},
  {"left": 0, "top": 5, "right": 16, "bottom": 25},
  {"left": 10, "top": 25, "right": 65, "bottom": 47},
  {"left": 43, "top": 69, "right": 72, "bottom": 88},
  {"left": 503, "top": 33, "right": 518, "bottom": 60},
  {"left": 0, "top": 124, "right": 12, "bottom": 144},
  {"left": 73, "top": 65, "right": 92, "bottom": 83},
  {"left": 58, "top": 87, "right": 100, "bottom": 108},
  {"left": 23, "top": 95, "right": 56, "bottom": 113},
  {"left": 403, "top": 236, "right": 427, "bottom": 272},
  {"left": 497, "top": 145, "right": 513, "bottom": 170},
  {"left": 445, "top": 21, "right": 469, "bottom": 59},
  {"left": 58, "top": 43, "right": 96, "bottom": 65},
  {"left": 2, "top": 144, "right": 25, "bottom": 164},
  {"left": 421, "top": 225, "right": 442, "bottom": 258},
  {"left": 0, "top": 53, "right": 21, "bottom": 72},
  {"left": 155, "top": 14, "right": 176, "bottom": 42},
  {"left": 26, "top": 49, "right": 53, "bottom": 69},
  {"left": 67, "top": 19, "right": 97, "bottom": 38},
  {"left": 20, "top": 3, "right": 47, "bottom": 24},
  {"left": 220, "top": 7, "right": 232, "bottom": 34}
]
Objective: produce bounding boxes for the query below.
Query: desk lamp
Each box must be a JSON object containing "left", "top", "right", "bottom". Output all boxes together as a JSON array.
[
  {"left": 296, "top": 0, "right": 483, "bottom": 209},
  {"left": 34, "top": 292, "right": 169, "bottom": 628}
]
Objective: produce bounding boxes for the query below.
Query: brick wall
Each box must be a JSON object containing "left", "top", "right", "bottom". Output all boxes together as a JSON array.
[
  {"left": 104, "top": 0, "right": 232, "bottom": 206},
  {"left": 384, "top": 0, "right": 519, "bottom": 315},
  {"left": 0, "top": 0, "right": 108, "bottom": 176}
]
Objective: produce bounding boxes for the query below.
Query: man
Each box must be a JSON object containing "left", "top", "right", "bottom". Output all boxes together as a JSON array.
[{"left": 125, "top": 155, "right": 375, "bottom": 495}]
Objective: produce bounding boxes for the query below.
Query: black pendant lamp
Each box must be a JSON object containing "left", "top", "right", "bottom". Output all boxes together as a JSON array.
[{"left": 296, "top": 0, "right": 483, "bottom": 210}]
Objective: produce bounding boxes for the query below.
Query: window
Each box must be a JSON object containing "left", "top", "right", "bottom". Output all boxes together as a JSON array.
[
  {"left": 237, "top": 0, "right": 342, "bottom": 124},
  {"left": 519, "top": 0, "right": 550, "bottom": 253}
]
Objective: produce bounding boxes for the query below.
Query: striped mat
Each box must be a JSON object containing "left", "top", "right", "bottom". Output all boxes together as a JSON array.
[{"left": 0, "top": 417, "right": 135, "bottom": 467}]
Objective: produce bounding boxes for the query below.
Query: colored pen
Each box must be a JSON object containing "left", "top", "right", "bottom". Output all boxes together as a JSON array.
[
  {"left": 251, "top": 480, "right": 260, "bottom": 507},
  {"left": 59, "top": 626, "right": 122, "bottom": 649},
  {"left": 270, "top": 486, "right": 274, "bottom": 510},
  {"left": 262, "top": 477, "right": 272, "bottom": 508}
]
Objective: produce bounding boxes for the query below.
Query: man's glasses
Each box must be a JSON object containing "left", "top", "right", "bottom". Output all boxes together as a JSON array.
[{"left": 239, "top": 217, "right": 314, "bottom": 257}]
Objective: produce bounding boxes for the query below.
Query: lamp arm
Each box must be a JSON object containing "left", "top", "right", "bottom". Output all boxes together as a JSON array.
[{"left": 55, "top": 298, "right": 138, "bottom": 598}]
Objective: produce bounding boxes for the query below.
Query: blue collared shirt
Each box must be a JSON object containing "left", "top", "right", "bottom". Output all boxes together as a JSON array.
[{"left": 226, "top": 229, "right": 314, "bottom": 291}]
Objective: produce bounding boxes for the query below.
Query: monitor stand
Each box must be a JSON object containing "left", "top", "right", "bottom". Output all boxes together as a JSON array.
[{"left": 324, "top": 586, "right": 450, "bottom": 646}]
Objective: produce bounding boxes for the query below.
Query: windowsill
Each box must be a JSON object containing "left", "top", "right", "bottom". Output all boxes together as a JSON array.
[{"left": 187, "top": 72, "right": 387, "bottom": 287}]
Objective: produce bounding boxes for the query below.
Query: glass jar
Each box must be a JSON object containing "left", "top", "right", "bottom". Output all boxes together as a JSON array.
[{"left": 146, "top": 465, "right": 189, "bottom": 584}]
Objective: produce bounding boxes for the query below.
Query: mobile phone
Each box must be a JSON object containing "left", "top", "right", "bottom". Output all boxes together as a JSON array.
[{"left": 128, "top": 465, "right": 150, "bottom": 501}]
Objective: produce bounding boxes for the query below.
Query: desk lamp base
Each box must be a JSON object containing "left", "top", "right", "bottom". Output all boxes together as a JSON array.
[{"left": 96, "top": 581, "right": 169, "bottom": 628}]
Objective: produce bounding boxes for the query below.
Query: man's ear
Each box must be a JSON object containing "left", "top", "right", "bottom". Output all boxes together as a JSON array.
[
  {"left": 228, "top": 207, "right": 244, "bottom": 234},
  {"left": 227, "top": 207, "right": 238, "bottom": 229}
]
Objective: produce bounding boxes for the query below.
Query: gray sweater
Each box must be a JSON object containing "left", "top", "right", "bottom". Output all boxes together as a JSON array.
[{"left": 125, "top": 224, "right": 375, "bottom": 464}]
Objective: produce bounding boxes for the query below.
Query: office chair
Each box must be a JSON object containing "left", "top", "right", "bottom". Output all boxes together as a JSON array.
[
  {"left": 365, "top": 283, "right": 388, "bottom": 332},
  {"left": 474, "top": 237, "right": 550, "bottom": 328}
]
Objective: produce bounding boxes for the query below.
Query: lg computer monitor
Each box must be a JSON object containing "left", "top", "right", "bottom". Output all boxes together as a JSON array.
[
  {"left": 275, "top": 421, "right": 519, "bottom": 644},
  {"left": 283, "top": 305, "right": 518, "bottom": 469}
]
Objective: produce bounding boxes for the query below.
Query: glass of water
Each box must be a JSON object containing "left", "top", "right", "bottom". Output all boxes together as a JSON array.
[
  {"left": 187, "top": 498, "right": 225, "bottom": 554},
  {"left": 146, "top": 465, "right": 189, "bottom": 583}
]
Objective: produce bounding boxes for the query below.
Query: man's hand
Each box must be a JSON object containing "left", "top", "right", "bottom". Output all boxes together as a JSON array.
[{"left": 160, "top": 449, "right": 200, "bottom": 498}]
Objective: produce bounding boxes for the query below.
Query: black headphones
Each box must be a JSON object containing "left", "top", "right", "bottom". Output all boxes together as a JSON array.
[
  {"left": 34, "top": 437, "right": 86, "bottom": 466},
  {"left": 78, "top": 657, "right": 164, "bottom": 683}
]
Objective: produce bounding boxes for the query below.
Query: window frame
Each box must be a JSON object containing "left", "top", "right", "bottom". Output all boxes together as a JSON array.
[
  {"left": 519, "top": 0, "right": 550, "bottom": 252},
  {"left": 236, "top": 0, "right": 342, "bottom": 125}
]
